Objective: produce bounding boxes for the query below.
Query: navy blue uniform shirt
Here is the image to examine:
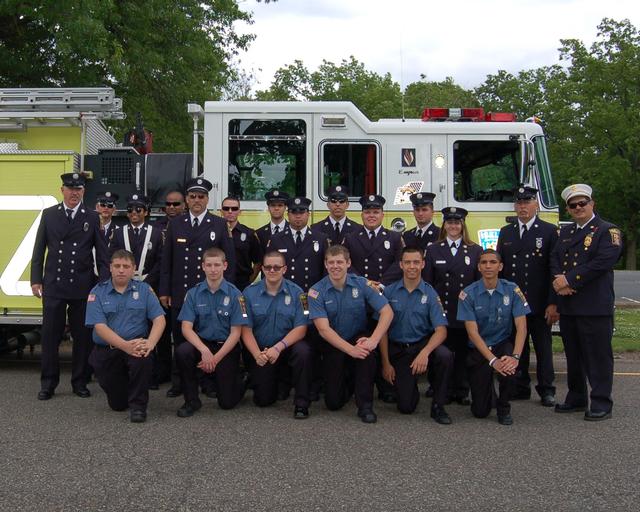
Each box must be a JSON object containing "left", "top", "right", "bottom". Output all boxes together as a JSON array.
[
  {"left": 457, "top": 278, "right": 531, "bottom": 347},
  {"left": 383, "top": 279, "right": 448, "bottom": 343},
  {"left": 308, "top": 274, "right": 388, "bottom": 341},
  {"left": 178, "top": 279, "right": 247, "bottom": 341},
  {"left": 243, "top": 279, "right": 308, "bottom": 348},
  {"left": 85, "top": 279, "right": 164, "bottom": 346}
]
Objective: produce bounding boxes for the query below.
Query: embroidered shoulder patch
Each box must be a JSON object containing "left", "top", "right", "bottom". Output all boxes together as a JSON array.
[
  {"left": 609, "top": 228, "right": 621, "bottom": 246},
  {"left": 308, "top": 289, "right": 319, "bottom": 299},
  {"left": 514, "top": 286, "right": 527, "bottom": 303},
  {"left": 87, "top": 294, "right": 96, "bottom": 302},
  {"left": 458, "top": 291, "right": 467, "bottom": 301}
]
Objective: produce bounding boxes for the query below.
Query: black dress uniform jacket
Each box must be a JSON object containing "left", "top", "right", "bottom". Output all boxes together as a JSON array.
[
  {"left": 268, "top": 227, "right": 330, "bottom": 291},
  {"left": 230, "top": 222, "right": 263, "bottom": 291},
  {"left": 110, "top": 222, "right": 164, "bottom": 291},
  {"left": 496, "top": 217, "right": 558, "bottom": 315},
  {"left": 159, "top": 212, "right": 236, "bottom": 306},
  {"left": 310, "top": 216, "right": 362, "bottom": 245},
  {"left": 424, "top": 241, "right": 482, "bottom": 328},
  {"left": 31, "top": 203, "right": 109, "bottom": 298},
  {"left": 102, "top": 223, "right": 118, "bottom": 247},
  {"left": 342, "top": 227, "right": 403, "bottom": 285},
  {"left": 550, "top": 216, "right": 622, "bottom": 316},
  {"left": 256, "top": 221, "right": 289, "bottom": 253},
  {"left": 402, "top": 223, "right": 441, "bottom": 252}
]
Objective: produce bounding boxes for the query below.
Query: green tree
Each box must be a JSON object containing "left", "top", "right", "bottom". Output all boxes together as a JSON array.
[
  {"left": 0, "top": 1, "right": 275, "bottom": 152},
  {"left": 256, "top": 57, "right": 404, "bottom": 120},
  {"left": 404, "top": 75, "right": 478, "bottom": 118}
]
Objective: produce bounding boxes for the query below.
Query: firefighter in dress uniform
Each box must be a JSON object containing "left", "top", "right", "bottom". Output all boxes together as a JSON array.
[
  {"left": 551, "top": 184, "right": 623, "bottom": 421},
  {"left": 402, "top": 192, "right": 441, "bottom": 265},
  {"left": 424, "top": 207, "right": 482, "bottom": 404},
  {"left": 159, "top": 177, "right": 236, "bottom": 398},
  {"left": 95, "top": 191, "right": 119, "bottom": 246},
  {"left": 31, "top": 172, "right": 110, "bottom": 400},
  {"left": 310, "top": 185, "right": 362, "bottom": 245},
  {"left": 496, "top": 186, "right": 558, "bottom": 406},
  {"left": 256, "top": 190, "right": 290, "bottom": 253},
  {"left": 85, "top": 249, "right": 165, "bottom": 423}
]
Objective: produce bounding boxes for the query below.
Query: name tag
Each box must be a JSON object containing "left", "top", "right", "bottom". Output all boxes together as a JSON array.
[
  {"left": 278, "top": 248, "right": 287, "bottom": 253},
  {"left": 436, "top": 260, "right": 446, "bottom": 264},
  {"left": 177, "top": 238, "right": 187, "bottom": 243}
]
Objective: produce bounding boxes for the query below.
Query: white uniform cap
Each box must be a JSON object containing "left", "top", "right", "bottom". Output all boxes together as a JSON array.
[{"left": 561, "top": 184, "right": 592, "bottom": 203}]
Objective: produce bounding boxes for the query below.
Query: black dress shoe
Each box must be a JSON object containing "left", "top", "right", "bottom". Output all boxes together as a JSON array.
[
  {"left": 511, "top": 390, "right": 531, "bottom": 401},
  {"left": 294, "top": 406, "right": 309, "bottom": 419},
  {"left": 37, "top": 390, "right": 54, "bottom": 401},
  {"left": 498, "top": 413, "right": 513, "bottom": 425},
  {"left": 540, "top": 395, "right": 556, "bottom": 407},
  {"left": 204, "top": 389, "right": 218, "bottom": 399},
  {"left": 130, "top": 410, "right": 147, "bottom": 423},
  {"left": 424, "top": 386, "right": 435, "bottom": 398},
  {"left": 358, "top": 409, "right": 377, "bottom": 424},
  {"left": 73, "top": 387, "right": 91, "bottom": 398},
  {"left": 166, "top": 387, "right": 182, "bottom": 398},
  {"left": 454, "top": 396, "right": 471, "bottom": 406},
  {"left": 380, "top": 392, "right": 397, "bottom": 404},
  {"left": 554, "top": 403, "right": 587, "bottom": 413},
  {"left": 430, "top": 405, "right": 452, "bottom": 425},
  {"left": 149, "top": 382, "right": 160, "bottom": 391},
  {"left": 177, "top": 401, "right": 202, "bottom": 418},
  {"left": 584, "top": 410, "right": 612, "bottom": 421}
]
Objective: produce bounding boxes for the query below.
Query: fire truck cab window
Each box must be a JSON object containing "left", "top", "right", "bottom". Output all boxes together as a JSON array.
[
  {"left": 321, "top": 142, "right": 378, "bottom": 198},
  {"left": 228, "top": 119, "right": 306, "bottom": 201},
  {"left": 453, "top": 140, "right": 520, "bottom": 203}
]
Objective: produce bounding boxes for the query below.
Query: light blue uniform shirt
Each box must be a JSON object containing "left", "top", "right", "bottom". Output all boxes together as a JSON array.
[
  {"left": 85, "top": 279, "right": 164, "bottom": 346},
  {"left": 243, "top": 278, "right": 308, "bottom": 348},
  {"left": 308, "top": 274, "right": 388, "bottom": 341},
  {"left": 457, "top": 278, "right": 531, "bottom": 347},
  {"left": 178, "top": 279, "right": 247, "bottom": 341},
  {"left": 383, "top": 279, "right": 448, "bottom": 343}
]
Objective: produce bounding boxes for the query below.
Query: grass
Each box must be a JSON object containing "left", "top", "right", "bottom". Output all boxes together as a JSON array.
[{"left": 552, "top": 308, "right": 640, "bottom": 353}]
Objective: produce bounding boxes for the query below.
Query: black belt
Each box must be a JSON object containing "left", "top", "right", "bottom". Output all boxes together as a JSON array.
[{"left": 390, "top": 340, "right": 425, "bottom": 348}]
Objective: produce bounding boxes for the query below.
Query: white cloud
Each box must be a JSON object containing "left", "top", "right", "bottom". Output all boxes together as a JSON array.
[{"left": 236, "top": 0, "right": 640, "bottom": 91}]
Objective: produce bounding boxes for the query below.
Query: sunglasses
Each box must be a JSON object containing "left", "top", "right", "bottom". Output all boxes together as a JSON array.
[
  {"left": 330, "top": 198, "right": 348, "bottom": 204},
  {"left": 99, "top": 202, "right": 115, "bottom": 208},
  {"left": 165, "top": 201, "right": 182, "bottom": 207},
  {"left": 263, "top": 264, "right": 285, "bottom": 272},
  {"left": 567, "top": 200, "right": 590, "bottom": 209},
  {"left": 127, "top": 207, "right": 145, "bottom": 213},
  {"left": 221, "top": 206, "right": 240, "bottom": 212},
  {"left": 189, "top": 193, "right": 206, "bottom": 200}
]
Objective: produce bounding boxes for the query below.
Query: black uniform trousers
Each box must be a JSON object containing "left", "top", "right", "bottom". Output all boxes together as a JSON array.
[
  {"left": 169, "top": 306, "right": 187, "bottom": 389},
  {"left": 89, "top": 345, "right": 153, "bottom": 411},
  {"left": 514, "top": 314, "right": 555, "bottom": 398},
  {"left": 176, "top": 341, "right": 244, "bottom": 409},
  {"left": 388, "top": 340, "right": 453, "bottom": 414},
  {"left": 467, "top": 339, "right": 515, "bottom": 418},
  {"left": 152, "top": 304, "right": 173, "bottom": 385},
  {"left": 559, "top": 315, "right": 614, "bottom": 413},
  {"left": 323, "top": 334, "right": 376, "bottom": 413},
  {"left": 444, "top": 327, "right": 470, "bottom": 399},
  {"left": 40, "top": 296, "right": 92, "bottom": 392},
  {"left": 249, "top": 340, "right": 312, "bottom": 408}
]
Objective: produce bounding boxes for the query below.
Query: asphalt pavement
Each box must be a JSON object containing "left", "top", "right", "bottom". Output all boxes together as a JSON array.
[
  {"left": 0, "top": 355, "right": 639, "bottom": 511},
  {"left": 614, "top": 270, "right": 640, "bottom": 306}
]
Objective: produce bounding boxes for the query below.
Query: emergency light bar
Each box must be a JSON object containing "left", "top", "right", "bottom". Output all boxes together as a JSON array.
[{"left": 421, "top": 107, "right": 516, "bottom": 122}]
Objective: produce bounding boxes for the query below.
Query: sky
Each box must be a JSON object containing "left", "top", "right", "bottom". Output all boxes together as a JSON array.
[{"left": 235, "top": 0, "right": 640, "bottom": 92}]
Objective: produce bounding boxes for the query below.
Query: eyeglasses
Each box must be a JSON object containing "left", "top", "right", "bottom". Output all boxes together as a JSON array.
[
  {"left": 263, "top": 264, "right": 284, "bottom": 272},
  {"left": 330, "top": 198, "right": 347, "bottom": 204},
  {"left": 99, "top": 202, "right": 115, "bottom": 208},
  {"left": 221, "top": 206, "right": 240, "bottom": 212},
  {"left": 567, "top": 200, "right": 590, "bottom": 209},
  {"left": 127, "top": 207, "right": 145, "bottom": 213},
  {"left": 188, "top": 194, "right": 206, "bottom": 200},
  {"left": 165, "top": 201, "right": 182, "bottom": 207}
]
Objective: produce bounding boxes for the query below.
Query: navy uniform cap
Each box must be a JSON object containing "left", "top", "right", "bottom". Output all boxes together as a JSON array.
[
  {"left": 410, "top": 192, "right": 436, "bottom": 207},
  {"left": 127, "top": 193, "right": 148, "bottom": 208},
  {"left": 61, "top": 172, "right": 86, "bottom": 188},
  {"left": 186, "top": 177, "right": 213, "bottom": 193},
  {"left": 514, "top": 186, "right": 538, "bottom": 201},
  {"left": 265, "top": 189, "right": 290, "bottom": 204},
  {"left": 359, "top": 194, "right": 386, "bottom": 209},
  {"left": 327, "top": 185, "right": 349, "bottom": 201},
  {"left": 97, "top": 191, "right": 119, "bottom": 204},
  {"left": 441, "top": 206, "right": 468, "bottom": 221},
  {"left": 287, "top": 196, "right": 311, "bottom": 212}
]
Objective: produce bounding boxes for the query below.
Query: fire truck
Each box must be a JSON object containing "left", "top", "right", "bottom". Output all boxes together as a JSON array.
[
  {"left": 192, "top": 101, "right": 559, "bottom": 246},
  {"left": 0, "top": 90, "right": 559, "bottom": 350}
]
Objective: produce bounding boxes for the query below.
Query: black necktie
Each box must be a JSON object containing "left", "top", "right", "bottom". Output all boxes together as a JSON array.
[
  {"left": 295, "top": 230, "right": 302, "bottom": 246},
  {"left": 450, "top": 242, "right": 458, "bottom": 256},
  {"left": 66, "top": 208, "right": 73, "bottom": 222},
  {"left": 193, "top": 217, "right": 199, "bottom": 228},
  {"left": 521, "top": 224, "right": 528, "bottom": 238},
  {"left": 133, "top": 227, "right": 140, "bottom": 237},
  {"left": 274, "top": 225, "right": 280, "bottom": 235},
  {"left": 334, "top": 222, "right": 341, "bottom": 240},
  {"left": 369, "top": 230, "right": 376, "bottom": 240},
  {"left": 416, "top": 228, "right": 423, "bottom": 239}
]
